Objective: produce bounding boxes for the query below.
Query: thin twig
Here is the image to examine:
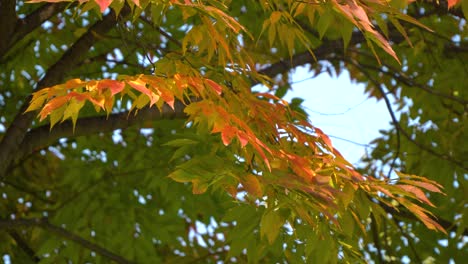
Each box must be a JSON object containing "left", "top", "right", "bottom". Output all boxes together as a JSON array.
[{"left": 347, "top": 59, "right": 401, "bottom": 177}]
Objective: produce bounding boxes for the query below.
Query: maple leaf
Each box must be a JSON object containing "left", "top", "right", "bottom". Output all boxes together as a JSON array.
[
  {"left": 98, "top": 80, "right": 125, "bottom": 95},
  {"left": 205, "top": 79, "right": 223, "bottom": 95},
  {"left": 38, "top": 96, "right": 69, "bottom": 121},
  {"left": 127, "top": 79, "right": 159, "bottom": 106},
  {"left": 95, "top": 0, "right": 112, "bottom": 12},
  {"left": 221, "top": 125, "right": 237, "bottom": 146},
  {"left": 448, "top": 0, "right": 461, "bottom": 8}
]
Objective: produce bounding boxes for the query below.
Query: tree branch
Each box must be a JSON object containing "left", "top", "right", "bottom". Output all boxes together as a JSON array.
[
  {"left": 0, "top": 0, "right": 17, "bottom": 58},
  {"left": 8, "top": 230, "right": 41, "bottom": 262},
  {"left": 0, "top": 6, "right": 131, "bottom": 179},
  {"left": 349, "top": 50, "right": 468, "bottom": 105},
  {"left": 347, "top": 58, "right": 402, "bottom": 177},
  {"left": 0, "top": 217, "right": 134, "bottom": 264},
  {"left": 15, "top": 101, "right": 187, "bottom": 162}
]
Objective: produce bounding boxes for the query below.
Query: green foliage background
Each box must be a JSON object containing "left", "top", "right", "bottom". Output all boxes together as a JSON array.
[{"left": 0, "top": 0, "right": 466, "bottom": 263}]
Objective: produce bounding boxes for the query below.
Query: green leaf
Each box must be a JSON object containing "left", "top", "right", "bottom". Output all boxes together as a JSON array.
[
  {"left": 317, "top": 10, "right": 332, "bottom": 39},
  {"left": 260, "top": 209, "right": 285, "bottom": 244},
  {"left": 164, "top": 138, "right": 199, "bottom": 147}
]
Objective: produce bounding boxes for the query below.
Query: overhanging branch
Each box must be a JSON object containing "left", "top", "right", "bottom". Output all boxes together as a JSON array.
[
  {"left": 16, "top": 101, "right": 187, "bottom": 161},
  {"left": 0, "top": 217, "right": 134, "bottom": 264}
]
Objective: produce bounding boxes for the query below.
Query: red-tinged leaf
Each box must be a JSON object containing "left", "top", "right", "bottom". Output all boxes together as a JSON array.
[
  {"left": 395, "top": 172, "right": 445, "bottom": 193},
  {"left": 448, "top": 0, "right": 460, "bottom": 8},
  {"left": 241, "top": 174, "right": 263, "bottom": 197},
  {"left": 288, "top": 154, "right": 315, "bottom": 180},
  {"left": 315, "top": 127, "right": 333, "bottom": 149},
  {"left": 67, "top": 91, "right": 91, "bottom": 102},
  {"left": 38, "top": 96, "right": 69, "bottom": 121},
  {"left": 399, "top": 200, "right": 446, "bottom": 233},
  {"left": 398, "top": 184, "right": 435, "bottom": 207},
  {"left": 237, "top": 131, "right": 249, "bottom": 148},
  {"left": 128, "top": 79, "right": 159, "bottom": 106},
  {"left": 333, "top": 0, "right": 400, "bottom": 63},
  {"left": 98, "top": 79, "right": 125, "bottom": 95},
  {"left": 373, "top": 186, "right": 395, "bottom": 198},
  {"left": 158, "top": 87, "right": 175, "bottom": 109},
  {"left": 313, "top": 175, "right": 331, "bottom": 185},
  {"left": 221, "top": 125, "right": 237, "bottom": 146},
  {"left": 205, "top": 79, "right": 223, "bottom": 95},
  {"left": 68, "top": 91, "right": 105, "bottom": 109},
  {"left": 186, "top": 77, "right": 205, "bottom": 96},
  {"left": 132, "top": 0, "right": 140, "bottom": 6},
  {"left": 95, "top": 0, "right": 112, "bottom": 12},
  {"left": 399, "top": 179, "right": 444, "bottom": 194}
]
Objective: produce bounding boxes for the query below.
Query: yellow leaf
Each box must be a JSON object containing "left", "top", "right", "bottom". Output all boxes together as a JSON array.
[
  {"left": 62, "top": 98, "right": 86, "bottom": 131},
  {"left": 270, "top": 11, "right": 282, "bottom": 25}
]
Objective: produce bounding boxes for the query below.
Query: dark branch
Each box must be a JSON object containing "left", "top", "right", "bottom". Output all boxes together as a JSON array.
[
  {"left": 347, "top": 59, "right": 402, "bottom": 177},
  {"left": 0, "top": 217, "right": 134, "bottom": 264},
  {"left": 15, "top": 101, "right": 187, "bottom": 162},
  {"left": 8, "top": 230, "right": 41, "bottom": 263},
  {"left": 0, "top": 0, "right": 17, "bottom": 58},
  {"left": 350, "top": 52, "right": 468, "bottom": 106}
]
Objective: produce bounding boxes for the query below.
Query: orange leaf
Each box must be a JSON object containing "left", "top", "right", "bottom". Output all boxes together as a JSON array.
[
  {"left": 315, "top": 127, "right": 333, "bottom": 149},
  {"left": 398, "top": 185, "right": 435, "bottom": 207},
  {"left": 38, "top": 96, "right": 69, "bottom": 121},
  {"left": 65, "top": 78, "right": 85, "bottom": 89},
  {"left": 237, "top": 131, "right": 249, "bottom": 148},
  {"left": 128, "top": 79, "right": 159, "bottom": 106},
  {"left": 158, "top": 86, "right": 176, "bottom": 109},
  {"left": 95, "top": 0, "right": 112, "bottom": 12},
  {"left": 400, "top": 179, "right": 444, "bottom": 194},
  {"left": 448, "top": 0, "right": 461, "bottom": 8},
  {"left": 241, "top": 174, "right": 263, "bottom": 197},
  {"left": 205, "top": 79, "right": 223, "bottom": 95},
  {"left": 221, "top": 125, "right": 237, "bottom": 146},
  {"left": 98, "top": 80, "right": 125, "bottom": 95},
  {"left": 400, "top": 200, "right": 446, "bottom": 233},
  {"left": 67, "top": 92, "right": 104, "bottom": 108}
]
